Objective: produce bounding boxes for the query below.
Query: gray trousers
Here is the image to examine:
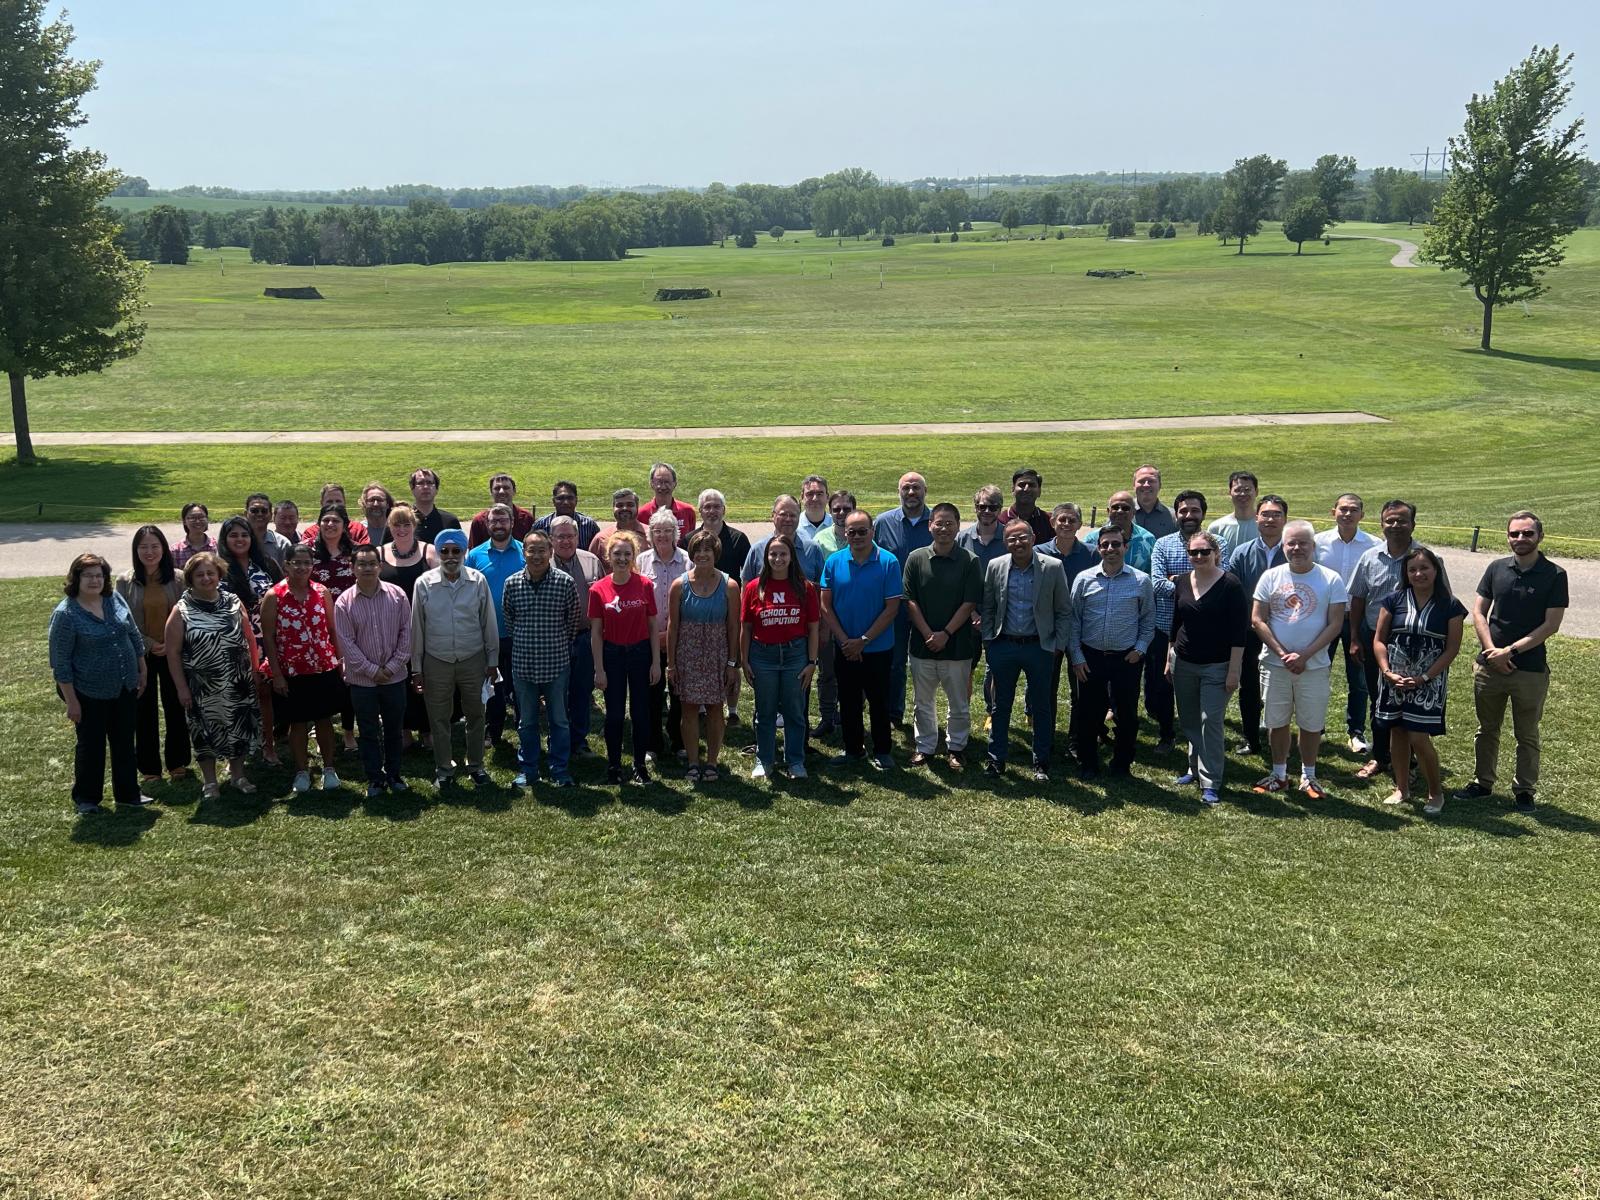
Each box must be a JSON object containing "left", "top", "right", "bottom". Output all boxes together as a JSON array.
[
  {"left": 422, "top": 650, "right": 487, "bottom": 774},
  {"left": 1173, "top": 658, "right": 1229, "bottom": 790}
]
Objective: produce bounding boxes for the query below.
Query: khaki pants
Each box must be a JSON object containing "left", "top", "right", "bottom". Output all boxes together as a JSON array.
[
  {"left": 910, "top": 656, "right": 974, "bottom": 754},
  {"left": 1472, "top": 662, "right": 1550, "bottom": 796},
  {"left": 423, "top": 651, "right": 488, "bottom": 774}
]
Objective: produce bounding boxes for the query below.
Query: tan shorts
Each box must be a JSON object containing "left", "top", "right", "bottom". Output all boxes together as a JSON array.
[{"left": 1260, "top": 664, "right": 1331, "bottom": 732}]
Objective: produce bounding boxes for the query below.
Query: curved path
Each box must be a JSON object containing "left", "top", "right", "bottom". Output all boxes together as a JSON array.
[{"left": 1334, "top": 234, "right": 1420, "bottom": 268}]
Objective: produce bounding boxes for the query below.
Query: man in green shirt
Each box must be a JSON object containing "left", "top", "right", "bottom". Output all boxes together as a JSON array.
[{"left": 903, "top": 502, "right": 983, "bottom": 769}]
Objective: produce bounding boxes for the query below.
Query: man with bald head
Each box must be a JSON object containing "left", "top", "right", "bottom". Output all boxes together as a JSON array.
[
  {"left": 873, "top": 472, "right": 933, "bottom": 727},
  {"left": 1082, "top": 490, "right": 1156, "bottom": 573}
]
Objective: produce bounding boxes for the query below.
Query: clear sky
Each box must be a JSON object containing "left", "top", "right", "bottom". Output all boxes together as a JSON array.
[{"left": 63, "top": 0, "right": 1595, "bottom": 190}]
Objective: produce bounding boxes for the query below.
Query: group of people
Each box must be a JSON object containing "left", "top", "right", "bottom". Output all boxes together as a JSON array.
[{"left": 49, "top": 463, "right": 1568, "bottom": 820}]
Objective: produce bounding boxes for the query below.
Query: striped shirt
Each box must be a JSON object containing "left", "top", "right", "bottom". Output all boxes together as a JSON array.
[
  {"left": 1068, "top": 564, "right": 1155, "bottom": 665},
  {"left": 334, "top": 581, "right": 412, "bottom": 687},
  {"left": 502, "top": 567, "right": 582, "bottom": 683}
]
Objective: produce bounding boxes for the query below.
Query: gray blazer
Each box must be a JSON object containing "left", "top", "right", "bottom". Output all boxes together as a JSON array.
[{"left": 981, "top": 550, "right": 1073, "bottom": 653}]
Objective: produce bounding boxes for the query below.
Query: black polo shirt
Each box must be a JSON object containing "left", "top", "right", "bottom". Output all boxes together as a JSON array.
[{"left": 1476, "top": 553, "right": 1568, "bottom": 673}]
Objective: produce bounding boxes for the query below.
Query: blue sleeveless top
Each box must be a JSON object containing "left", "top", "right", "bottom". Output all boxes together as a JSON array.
[{"left": 680, "top": 572, "right": 729, "bottom": 624}]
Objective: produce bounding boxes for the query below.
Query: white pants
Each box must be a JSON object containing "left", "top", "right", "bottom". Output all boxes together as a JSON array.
[{"left": 911, "top": 657, "right": 974, "bottom": 753}]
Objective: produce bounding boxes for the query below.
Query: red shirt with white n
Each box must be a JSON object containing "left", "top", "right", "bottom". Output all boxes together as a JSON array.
[
  {"left": 587, "top": 572, "right": 657, "bottom": 645},
  {"left": 741, "top": 578, "right": 819, "bottom": 645}
]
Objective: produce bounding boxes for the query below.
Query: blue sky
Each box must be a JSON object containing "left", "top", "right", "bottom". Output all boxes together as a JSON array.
[{"left": 64, "top": 0, "right": 1595, "bottom": 189}]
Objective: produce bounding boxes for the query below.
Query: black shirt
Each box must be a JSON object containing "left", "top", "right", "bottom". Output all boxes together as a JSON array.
[
  {"left": 1171, "top": 572, "right": 1250, "bottom": 665},
  {"left": 682, "top": 524, "right": 752, "bottom": 579},
  {"left": 414, "top": 507, "right": 461, "bottom": 549},
  {"left": 1476, "top": 553, "right": 1568, "bottom": 673}
]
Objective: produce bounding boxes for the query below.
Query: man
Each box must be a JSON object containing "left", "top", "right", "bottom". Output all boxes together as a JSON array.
[
  {"left": 501, "top": 530, "right": 583, "bottom": 788},
  {"left": 821, "top": 510, "right": 902, "bottom": 770},
  {"left": 638, "top": 462, "right": 696, "bottom": 543},
  {"left": 686, "top": 488, "right": 751, "bottom": 577},
  {"left": 813, "top": 491, "right": 855, "bottom": 558},
  {"left": 1224, "top": 494, "right": 1289, "bottom": 757},
  {"left": 1068, "top": 526, "right": 1154, "bottom": 777},
  {"left": 247, "top": 492, "right": 293, "bottom": 566},
  {"left": 1207, "top": 471, "right": 1259, "bottom": 555},
  {"left": 981, "top": 520, "right": 1073, "bottom": 781},
  {"left": 1454, "top": 511, "right": 1567, "bottom": 813},
  {"left": 549, "top": 515, "right": 605, "bottom": 757},
  {"left": 410, "top": 529, "right": 498, "bottom": 788},
  {"left": 467, "top": 473, "right": 536, "bottom": 549},
  {"left": 998, "top": 469, "right": 1052, "bottom": 544},
  {"left": 589, "top": 488, "right": 647, "bottom": 558},
  {"left": 1315, "top": 494, "right": 1380, "bottom": 754},
  {"left": 742, "top": 495, "right": 826, "bottom": 586},
  {"left": 1036, "top": 502, "right": 1097, "bottom": 745},
  {"left": 409, "top": 468, "right": 461, "bottom": 548},
  {"left": 273, "top": 499, "right": 301, "bottom": 546},
  {"left": 1132, "top": 465, "right": 1179, "bottom": 539},
  {"left": 957, "top": 485, "right": 1008, "bottom": 570},
  {"left": 465, "top": 504, "right": 525, "bottom": 748},
  {"left": 903, "top": 503, "right": 983, "bottom": 770},
  {"left": 798, "top": 475, "right": 833, "bottom": 545},
  {"left": 873, "top": 472, "right": 933, "bottom": 727},
  {"left": 1147, "top": 490, "right": 1225, "bottom": 752},
  {"left": 1082, "top": 492, "right": 1156, "bottom": 573},
  {"left": 334, "top": 544, "right": 412, "bottom": 798},
  {"left": 1250, "top": 520, "right": 1347, "bottom": 799},
  {"left": 1347, "top": 500, "right": 1450, "bottom": 782},
  {"left": 533, "top": 480, "right": 601, "bottom": 551}
]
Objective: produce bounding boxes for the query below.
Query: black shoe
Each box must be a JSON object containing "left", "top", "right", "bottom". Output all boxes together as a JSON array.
[
  {"left": 389, "top": 778, "right": 410, "bottom": 793},
  {"left": 468, "top": 769, "right": 492, "bottom": 787},
  {"left": 1108, "top": 764, "right": 1131, "bottom": 778},
  {"left": 632, "top": 765, "right": 651, "bottom": 785},
  {"left": 983, "top": 760, "right": 1003, "bottom": 778},
  {"left": 1514, "top": 792, "right": 1535, "bottom": 813},
  {"left": 1452, "top": 781, "right": 1494, "bottom": 801},
  {"left": 1154, "top": 738, "right": 1175, "bottom": 755},
  {"left": 811, "top": 720, "right": 838, "bottom": 739},
  {"left": 605, "top": 766, "right": 624, "bottom": 785},
  {"left": 118, "top": 793, "right": 156, "bottom": 807},
  {"left": 830, "top": 751, "right": 865, "bottom": 767},
  {"left": 1077, "top": 765, "right": 1100, "bottom": 781}
]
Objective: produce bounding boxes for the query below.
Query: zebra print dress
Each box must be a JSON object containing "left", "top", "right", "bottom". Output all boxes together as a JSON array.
[{"left": 177, "top": 590, "right": 262, "bottom": 759}]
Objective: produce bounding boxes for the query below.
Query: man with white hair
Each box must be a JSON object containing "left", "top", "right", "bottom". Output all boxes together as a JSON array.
[
  {"left": 1250, "top": 519, "right": 1347, "bottom": 800},
  {"left": 639, "top": 462, "right": 696, "bottom": 542}
]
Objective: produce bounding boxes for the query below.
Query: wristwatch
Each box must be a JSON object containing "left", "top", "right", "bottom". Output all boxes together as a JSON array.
[{"left": 726, "top": 659, "right": 738, "bottom": 668}]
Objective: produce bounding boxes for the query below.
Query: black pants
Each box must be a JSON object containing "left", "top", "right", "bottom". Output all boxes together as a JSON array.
[
  {"left": 74, "top": 688, "right": 141, "bottom": 806},
  {"left": 648, "top": 669, "right": 684, "bottom": 757},
  {"left": 835, "top": 647, "right": 892, "bottom": 757},
  {"left": 351, "top": 681, "right": 408, "bottom": 786},
  {"left": 1143, "top": 631, "right": 1175, "bottom": 740},
  {"left": 1237, "top": 634, "right": 1263, "bottom": 750},
  {"left": 602, "top": 639, "right": 653, "bottom": 769},
  {"left": 1046, "top": 649, "right": 1081, "bottom": 751},
  {"left": 136, "top": 652, "right": 190, "bottom": 775},
  {"left": 1360, "top": 626, "right": 1391, "bottom": 768},
  {"left": 1075, "top": 648, "right": 1141, "bottom": 771},
  {"left": 486, "top": 635, "right": 518, "bottom": 741}
]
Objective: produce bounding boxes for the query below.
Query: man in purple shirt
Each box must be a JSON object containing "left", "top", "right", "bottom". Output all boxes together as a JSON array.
[{"left": 335, "top": 544, "right": 413, "bottom": 797}]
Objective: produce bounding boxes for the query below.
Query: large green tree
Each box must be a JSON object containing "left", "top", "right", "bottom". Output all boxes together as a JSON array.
[
  {"left": 1, "top": 1, "right": 145, "bottom": 462},
  {"left": 1217, "top": 154, "right": 1287, "bottom": 254},
  {"left": 1421, "top": 45, "right": 1585, "bottom": 350},
  {"left": 1309, "top": 154, "right": 1358, "bottom": 220},
  {"left": 1282, "top": 197, "right": 1330, "bottom": 254}
]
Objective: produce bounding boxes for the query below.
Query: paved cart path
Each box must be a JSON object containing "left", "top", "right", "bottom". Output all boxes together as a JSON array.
[{"left": 1332, "top": 235, "right": 1421, "bottom": 267}]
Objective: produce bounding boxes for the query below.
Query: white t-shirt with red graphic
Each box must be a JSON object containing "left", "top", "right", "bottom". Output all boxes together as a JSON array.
[{"left": 1253, "top": 562, "right": 1347, "bottom": 668}]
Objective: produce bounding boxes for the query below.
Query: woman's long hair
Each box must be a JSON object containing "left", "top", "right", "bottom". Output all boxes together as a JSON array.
[
  {"left": 130, "top": 524, "right": 175, "bottom": 586},
  {"left": 218, "top": 515, "right": 282, "bottom": 606},
  {"left": 1400, "top": 545, "right": 1453, "bottom": 607},
  {"left": 313, "top": 503, "right": 355, "bottom": 560}
]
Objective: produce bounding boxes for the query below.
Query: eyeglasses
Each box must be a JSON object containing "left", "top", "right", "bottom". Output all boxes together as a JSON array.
[
  {"left": 844, "top": 528, "right": 870, "bottom": 537},
  {"left": 1187, "top": 548, "right": 1214, "bottom": 558},
  {"left": 974, "top": 503, "right": 1001, "bottom": 512},
  {"left": 1099, "top": 543, "right": 1125, "bottom": 552},
  {"left": 1508, "top": 530, "right": 1538, "bottom": 539}
]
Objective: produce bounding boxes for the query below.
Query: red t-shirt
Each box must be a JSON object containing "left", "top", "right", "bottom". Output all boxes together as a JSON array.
[
  {"left": 639, "top": 498, "right": 697, "bottom": 543},
  {"left": 741, "top": 578, "right": 819, "bottom": 645},
  {"left": 587, "top": 572, "right": 657, "bottom": 645}
]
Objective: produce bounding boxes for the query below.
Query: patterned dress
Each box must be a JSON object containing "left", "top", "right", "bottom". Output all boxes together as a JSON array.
[
  {"left": 1374, "top": 588, "right": 1468, "bottom": 735},
  {"left": 222, "top": 560, "right": 276, "bottom": 641},
  {"left": 176, "top": 590, "right": 261, "bottom": 759},
  {"left": 674, "top": 572, "right": 731, "bottom": 705}
]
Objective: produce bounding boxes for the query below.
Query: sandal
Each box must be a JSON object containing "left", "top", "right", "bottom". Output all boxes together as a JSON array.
[
  {"left": 685, "top": 764, "right": 703, "bottom": 783},
  {"left": 231, "top": 777, "right": 257, "bottom": 795},
  {"left": 700, "top": 764, "right": 720, "bottom": 782},
  {"left": 201, "top": 782, "right": 221, "bottom": 799},
  {"left": 1355, "top": 760, "right": 1383, "bottom": 780},
  {"left": 1381, "top": 789, "right": 1408, "bottom": 805}
]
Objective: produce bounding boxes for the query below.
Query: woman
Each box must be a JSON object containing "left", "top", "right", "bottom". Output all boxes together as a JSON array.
[
  {"left": 301, "top": 483, "right": 370, "bottom": 545},
  {"left": 589, "top": 533, "right": 660, "bottom": 786},
  {"left": 1374, "top": 546, "right": 1466, "bottom": 815},
  {"left": 739, "top": 535, "right": 819, "bottom": 782},
  {"left": 49, "top": 554, "right": 152, "bottom": 814},
  {"left": 218, "top": 515, "right": 285, "bottom": 765},
  {"left": 360, "top": 482, "right": 394, "bottom": 542},
  {"left": 668, "top": 530, "right": 740, "bottom": 782},
  {"left": 260, "top": 544, "right": 344, "bottom": 795},
  {"left": 115, "top": 526, "right": 191, "bottom": 783},
  {"left": 1166, "top": 530, "right": 1249, "bottom": 807},
  {"left": 379, "top": 503, "right": 439, "bottom": 747},
  {"left": 173, "top": 502, "right": 217, "bottom": 569},
  {"left": 309, "top": 503, "right": 359, "bottom": 750},
  {"left": 164, "top": 552, "right": 262, "bottom": 798},
  {"left": 639, "top": 509, "right": 690, "bottom": 761}
]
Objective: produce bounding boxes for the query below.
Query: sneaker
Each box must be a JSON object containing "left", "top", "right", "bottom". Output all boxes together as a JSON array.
[
  {"left": 469, "top": 769, "right": 492, "bottom": 787},
  {"left": 1514, "top": 792, "right": 1535, "bottom": 813},
  {"left": 1032, "top": 765, "right": 1050, "bottom": 783},
  {"left": 321, "top": 769, "right": 341, "bottom": 790},
  {"left": 751, "top": 762, "right": 769, "bottom": 781},
  {"left": 829, "top": 752, "right": 864, "bottom": 767},
  {"left": 512, "top": 773, "right": 532, "bottom": 787},
  {"left": 1200, "top": 788, "right": 1221, "bottom": 807},
  {"left": 551, "top": 775, "right": 575, "bottom": 788},
  {"left": 293, "top": 771, "right": 312, "bottom": 794},
  {"left": 1298, "top": 778, "right": 1327, "bottom": 801},
  {"left": 871, "top": 754, "right": 895, "bottom": 772},
  {"left": 434, "top": 771, "right": 454, "bottom": 788},
  {"left": 1173, "top": 772, "right": 1197, "bottom": 787},
  {"left": 73, "top": 799, "right": 105, "bottom": 815},
  {"left": 787, "top": 762, "right": 808, "bottom": 780},
  {"left": 1423, "top": 798, "right": 1445, "bottom": 816},
  {"left": 366, "top": 784, "right": 386, "bottom": 799},
  {"left": 389, "top": 778, "right": 410, "bottom": 793},
  {"left": 983, "top": 760, "right": 1003, "bottom": 778},
  {"left": 1348, "top": 734, "right": 1371, "bottom": 754},
  {"left": 631, "top": 766, "right": 651, "bottom": 785},
  {"left": 605, "top": 766, "right": 624, "bottom": 785},
  {"left": 1252, "top": 775, "right": 1288, "bottom": 794},
  {"left": 1452, "top": 781, "right": 1494, "bottom": 801},
  {"left": 119, "top": 793, "right": 156, "bottom": 807},
  {"left": 1234, "top": 739, "right": 1259, "bottom": 756}
]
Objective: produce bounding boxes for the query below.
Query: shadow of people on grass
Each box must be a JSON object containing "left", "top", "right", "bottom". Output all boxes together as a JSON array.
[
  {"left": 187, "top": 793, "right": 275, "bottom": 829},
  {"left": 70, "top": 805, "right": 161, "bottom": 846}
]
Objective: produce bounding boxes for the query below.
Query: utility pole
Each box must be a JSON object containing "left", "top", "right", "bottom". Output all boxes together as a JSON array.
[{"left": 1411, "top": 147, "right": 1447, "bottom": 180}]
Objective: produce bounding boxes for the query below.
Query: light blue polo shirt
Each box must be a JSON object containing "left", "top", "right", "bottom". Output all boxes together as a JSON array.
[
  {"left": 465, "top": 539, "right": 524, "bottom": 638},
  {"left": 821, "top": 546, "right": 903, "bottom": 653}
]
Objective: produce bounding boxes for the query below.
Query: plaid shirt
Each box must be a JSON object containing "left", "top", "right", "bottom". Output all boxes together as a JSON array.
[
  {"left": 501, "top": 567, "right": 582, "bottom": 683},
  {"left": 1150, "top": 531, "right": 1232, "bottom": 635}
]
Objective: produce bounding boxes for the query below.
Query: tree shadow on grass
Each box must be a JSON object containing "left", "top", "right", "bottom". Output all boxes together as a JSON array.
[
  {"left": 0, "top": 455, "right": 171, "bottom": 526},
  {"left": 1462, "top": 348, "right": 1600, "bottom": 373},
  {"left": 70, "top": 805, "right": 161, "bottom": 846}
]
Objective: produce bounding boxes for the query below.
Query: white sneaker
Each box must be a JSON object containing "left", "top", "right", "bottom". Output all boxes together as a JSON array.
[
  {"left": 751, "top": 762, "right": 769, "bottom": 781},
  {"left": 292, "top": 771, "right": 311, "bottom": 794},
  {"left": 1349, "top": 734, "right": 1371, "bottom": 754},
  {"left": 322, "top": 769, "right": 341, "bottom": 790}
]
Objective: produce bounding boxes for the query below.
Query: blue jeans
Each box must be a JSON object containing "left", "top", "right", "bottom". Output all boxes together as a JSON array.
[
  {"left": 513, "top": 673, "right": 570, "bottom": 780},
  {"left": 350, "top": 680, "right": 408, "bottom": 786},
  {"left": 986, "top": 637, "right": 1055, "bottom": 766},
  {"left": 750, "top": 638, "right": 809, "bottom": 768},
  {"left": 567, "top": 633, "right": 594, "bottom": 744}
]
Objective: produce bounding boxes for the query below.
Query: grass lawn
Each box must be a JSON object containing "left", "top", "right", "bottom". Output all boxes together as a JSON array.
[{"left": 5, "top": 572, "right": 1600, "bottom": 1197}]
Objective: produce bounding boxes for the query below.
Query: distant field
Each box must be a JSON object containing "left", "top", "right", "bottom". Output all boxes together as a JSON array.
[{"left": 102, "top": 194, "right": 356, "bottom": 214}]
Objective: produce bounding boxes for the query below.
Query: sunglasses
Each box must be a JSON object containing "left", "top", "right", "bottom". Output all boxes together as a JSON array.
[
  {"left": 1187, "top": 548, "right": 1214, "bottom": 558},
  {"left": 439, "top": 548, "right": 464, "bottom": 556},
  {"left": 974, "top": 503, "right": 1001, "bottom": 512},
  {"left": 1508, "top": 531, "right": 1538, "bottom": 539},
  {"left": 1108, "top": 504, "right": 1132, "bottom": 512},
  {"left": 247, "top": 507, "right": 270, "bottom": 516},
  {"left": 845, "top": 528, "right": 870, "bottom": 537},
  {"left": 830, "top": 506, "right": 854, "bottom": 516},
  {"left": 1099, "top": 543, "right": 1125, "bottom": 552}
]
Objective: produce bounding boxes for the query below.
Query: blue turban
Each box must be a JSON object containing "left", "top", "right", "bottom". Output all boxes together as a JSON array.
[{"left": 434, "top": 529, "right": 468, "bottom": 552}]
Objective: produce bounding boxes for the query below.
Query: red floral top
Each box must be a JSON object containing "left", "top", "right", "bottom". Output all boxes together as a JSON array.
[
  {"left": 309, "top": 549, "right": 356, "bottom": 600},
  {"left": 269, "top": 579, "right": 340, "bottom": 677}
]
